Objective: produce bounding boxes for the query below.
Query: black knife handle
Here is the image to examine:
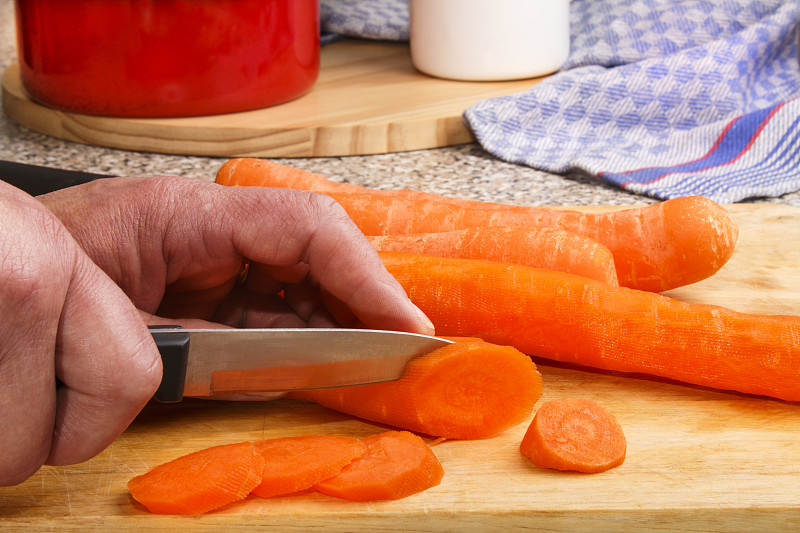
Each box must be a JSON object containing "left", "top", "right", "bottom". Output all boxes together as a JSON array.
[
  {"left": 0, "top": 160, "right": 107, "bottom": 196},
  {"left": 149, "top": 325, "right": 190, "bottom": 403}
]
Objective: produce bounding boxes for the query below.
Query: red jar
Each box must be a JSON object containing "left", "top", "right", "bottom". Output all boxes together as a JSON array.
[{"left": 14, "top": 0, "right": 320, "bottom": 117}]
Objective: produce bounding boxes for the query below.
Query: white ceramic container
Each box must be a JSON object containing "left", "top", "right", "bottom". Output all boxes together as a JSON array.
[{"left": 409, "top": 0, "right": 571, "bottom": 81}]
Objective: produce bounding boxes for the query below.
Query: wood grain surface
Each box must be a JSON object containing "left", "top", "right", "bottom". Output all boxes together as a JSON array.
[
  {"left": 1, "top": 204, "right": 799, "bottom": 532},
  {"left": 1, "top": 40, "right": 544, "bottom": 157}
]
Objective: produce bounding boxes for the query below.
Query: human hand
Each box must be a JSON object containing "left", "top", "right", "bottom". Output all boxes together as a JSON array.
[
  {"left": 0, "top": 181, "right": 162, "bottom": 487},
  {"left": 40, "top": 175, "right": 434, "bottom": 334}
]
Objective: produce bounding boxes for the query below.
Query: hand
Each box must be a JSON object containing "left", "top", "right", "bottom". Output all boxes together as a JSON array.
[
  {"left": 0, "top": 181, "right": 161, "bottom": 487},
  {"left": 42, "top": 176, "right": 435, "bottom": 402},
  {"left": 2, "top": 174, "right": 433, "bottom": 487},
  {"left": 40, "top": 176, "right": 434, "bottom": 334}
]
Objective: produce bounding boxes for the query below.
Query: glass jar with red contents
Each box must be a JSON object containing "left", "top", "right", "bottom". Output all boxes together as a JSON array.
[{"left": 13, "top": 0, "right": 320, "bottom": 117}]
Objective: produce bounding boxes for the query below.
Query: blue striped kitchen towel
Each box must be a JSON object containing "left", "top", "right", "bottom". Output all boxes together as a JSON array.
[
  {"left": 322, "top": 0, "right": 800, "bottom": 203},
  {"left": 320, "top": 0, "right": 409, "bottom": 43}
]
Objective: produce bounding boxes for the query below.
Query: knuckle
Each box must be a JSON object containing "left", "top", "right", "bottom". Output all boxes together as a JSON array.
[
  {"left": 306, "top": 192, "right": 351, "bottom": 223},
  {"left": 0, "top": 209, "right": 72, "bottom": 312},
  {"left": 284, "top": 191, "right": 355, "bottom": 241}
]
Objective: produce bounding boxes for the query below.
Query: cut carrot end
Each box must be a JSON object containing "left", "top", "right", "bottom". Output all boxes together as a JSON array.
[
  {"left": 314, "top": 431, "right": 444, "bottom": 501},
  {"left": 127, "top": 441, "right": 265, "bottom": 514},
  {"left": 520, "top": 398, "right": 627, "bottom": 474},
  {"left": 251, "top": 435, "right": 367, "bottom": 498},
  {"left": 288, "top": 337, "right": 542, "bottom": 440}
]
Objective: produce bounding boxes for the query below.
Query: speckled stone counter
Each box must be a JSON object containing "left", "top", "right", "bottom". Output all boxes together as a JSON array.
[{"left": 2, "top": 0, "right": 799, "bottom": 207}]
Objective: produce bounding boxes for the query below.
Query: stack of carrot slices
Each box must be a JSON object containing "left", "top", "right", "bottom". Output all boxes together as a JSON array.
[{"left": 128, "top": 431, "right": 444, "bottom": 515}]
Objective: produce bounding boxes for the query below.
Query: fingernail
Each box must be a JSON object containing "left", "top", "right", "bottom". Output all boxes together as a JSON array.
[{"left": 411, "top": 302, "right": 436, "bottom": 335}]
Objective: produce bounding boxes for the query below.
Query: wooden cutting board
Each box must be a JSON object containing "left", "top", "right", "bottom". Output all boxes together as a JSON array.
[
  {"left": 1, "top": 40, "right": 543, "bottom": 157},
  {"left": 2, "top": 203, "right": 799, "bottom": 532}
]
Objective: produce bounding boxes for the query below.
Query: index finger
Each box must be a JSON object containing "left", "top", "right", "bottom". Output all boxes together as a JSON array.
[{"left": 167, "top": 181, "right": 435, "bottom": 335}]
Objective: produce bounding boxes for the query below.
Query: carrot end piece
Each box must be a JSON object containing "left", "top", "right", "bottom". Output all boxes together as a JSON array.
[{"left": 289, "top": 337, "right": 542, "bottom": 440}]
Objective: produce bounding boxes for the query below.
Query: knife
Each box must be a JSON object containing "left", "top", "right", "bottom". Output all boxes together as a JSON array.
[
  {"left": 0, "top": 160, "right": 106, "bottom": 195},
  {"left": 149, "top": 325, "right": 452, "bottom": 402}
]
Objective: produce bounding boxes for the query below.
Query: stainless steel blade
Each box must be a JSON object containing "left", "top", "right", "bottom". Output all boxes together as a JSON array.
[{"left": 179, "top": 328, "right": 452, "bottom": 397}]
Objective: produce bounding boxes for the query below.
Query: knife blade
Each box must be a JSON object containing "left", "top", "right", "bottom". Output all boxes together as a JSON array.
[{"left": 149, "top": 326, "right": 452, "bottom": 402}]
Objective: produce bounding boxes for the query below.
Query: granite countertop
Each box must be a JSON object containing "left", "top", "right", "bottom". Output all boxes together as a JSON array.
[{"left": 1, "top": 0, "right": 798, "bottom": 207}]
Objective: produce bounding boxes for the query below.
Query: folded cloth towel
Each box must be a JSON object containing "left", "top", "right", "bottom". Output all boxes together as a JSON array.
[
  {"left": 320, "top": 0, "right": 409, "bottom": 42},
  {"left": 465, "top": 0, "right": 800, "bottom": 202},
  {"left": 320, "top": 0, "right": 800, "bottom": 202}
]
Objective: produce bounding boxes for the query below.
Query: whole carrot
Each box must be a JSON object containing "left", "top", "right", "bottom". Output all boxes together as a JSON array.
[
  {"left": 520, "top": 398, "right": 627, "bottom": 474},
  {"left": 288, "top": 337, "right": 543, "bottom": 439},
  {"left": 368, "top": 226, "right": 619, "bottom": 286},
  {"left": 380, "top": 251, "right": 800, "bottom": 402},
  {"left": 217, "top": 157, "right": 368, "bottom": 194},
  {"left": 215, "top": 158, "right": 738, "bottom": 292},
  {"left": 328, "top": 192, "right": 737, "bottom": 293}
]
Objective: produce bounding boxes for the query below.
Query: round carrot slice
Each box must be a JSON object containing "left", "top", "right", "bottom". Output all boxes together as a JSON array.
[
  {"left": 314, "top": 431, "right": 444, "bottom": 501},
  {"left": 128, "top": 441, "right": 265, "bottom": 514},
  {"left": 251, "top": 435, "right": 367, "bottom": 498},
  {"left": 520, "top": 398, "right": 626, "bottom": 474}
]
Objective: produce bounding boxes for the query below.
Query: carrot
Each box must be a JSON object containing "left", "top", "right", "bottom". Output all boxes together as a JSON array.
[
  {"left": 327, "top": 192, "right": 737, "bottom": 292},
  {"left": 251, "top": 436, "right": 367, "bottom": 498},
  {"left": 215, "top": 158, "right": 738, "bottom": 292},
  {"left": 288, "top": 337, "right": 543, "bottom": 439},
  {"left": 380, "top": 251, "right": 800, "bottom": 402},
  {"left": 127, "top": 441, "right": 265, "bottom": 515},
  {"left": 314, "top": 430, "right": 444, "bottom": 501},
  {"left": 217, "top": 157, "right": 369, "bottom": 194},
  {"left": 520, "top": 398, "right": 627, "bottom": 474},
  {"left": 367, "top": 227, "right": 619, "bottom": 286}
]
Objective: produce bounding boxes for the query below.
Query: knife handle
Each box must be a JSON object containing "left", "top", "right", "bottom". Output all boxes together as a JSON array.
[
  {"left": 148, "top": 325, "right": 190, "bottom": 403},
  {"left": 0, "top": 160, "right": 106, "bottom": 196}
]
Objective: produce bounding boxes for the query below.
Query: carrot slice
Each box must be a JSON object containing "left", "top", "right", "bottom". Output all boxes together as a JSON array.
[
  {"left": 288, "top": 337, "right": 542, "bottom": 439},
  {"left": 368, "top": 226, "right": 619, "bottom": 286},
  {"left": 520, "top": 398, "right": 627, "bottom": 474},
  {"left": 314, "top": 431, "right": 444, "bottom": 501},
  {"left": 127, "top": 441, "right": 265, "bottom": 514},
  {"left": 251, "top": 436, "right": 367, "bottom": 498},
  {"left": 215, "top": 158, "right": 738, "bottom": 292}
]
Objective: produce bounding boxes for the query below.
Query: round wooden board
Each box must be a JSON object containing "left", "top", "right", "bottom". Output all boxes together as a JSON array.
[{"left": 1, "top": 40, "right": 545, "bottom": 158}]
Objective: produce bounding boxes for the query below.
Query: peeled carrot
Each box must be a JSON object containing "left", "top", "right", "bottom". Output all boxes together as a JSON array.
[
  {"left": 327, "top": 192, "right": 737, "bottom": 292},
  {"left": 314, "top": 430, "right": 444, "bottom": 501},
  {"left": 367, "top": 226, "right": 619, "bottom": 286},
  {"left": 520, "top": 398, "right": 627, "bottom": 474},
  {"left": 217, "top": 158, "right": 368, "bottom": 194},
  {"left": 215, "top": 158, "right": 738, "bottom": 292},
  {"left": 251, "top": 436, "right": 367, "bottom": 498},
  {"left": 127, "top": 441, "right": 265, "bottom": 515},
  {"left": 288, "top": 337, "right": 543, "bottom": 439},
  {"left": 380, "top": 251, "right": 800, "bottom": 402}
]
